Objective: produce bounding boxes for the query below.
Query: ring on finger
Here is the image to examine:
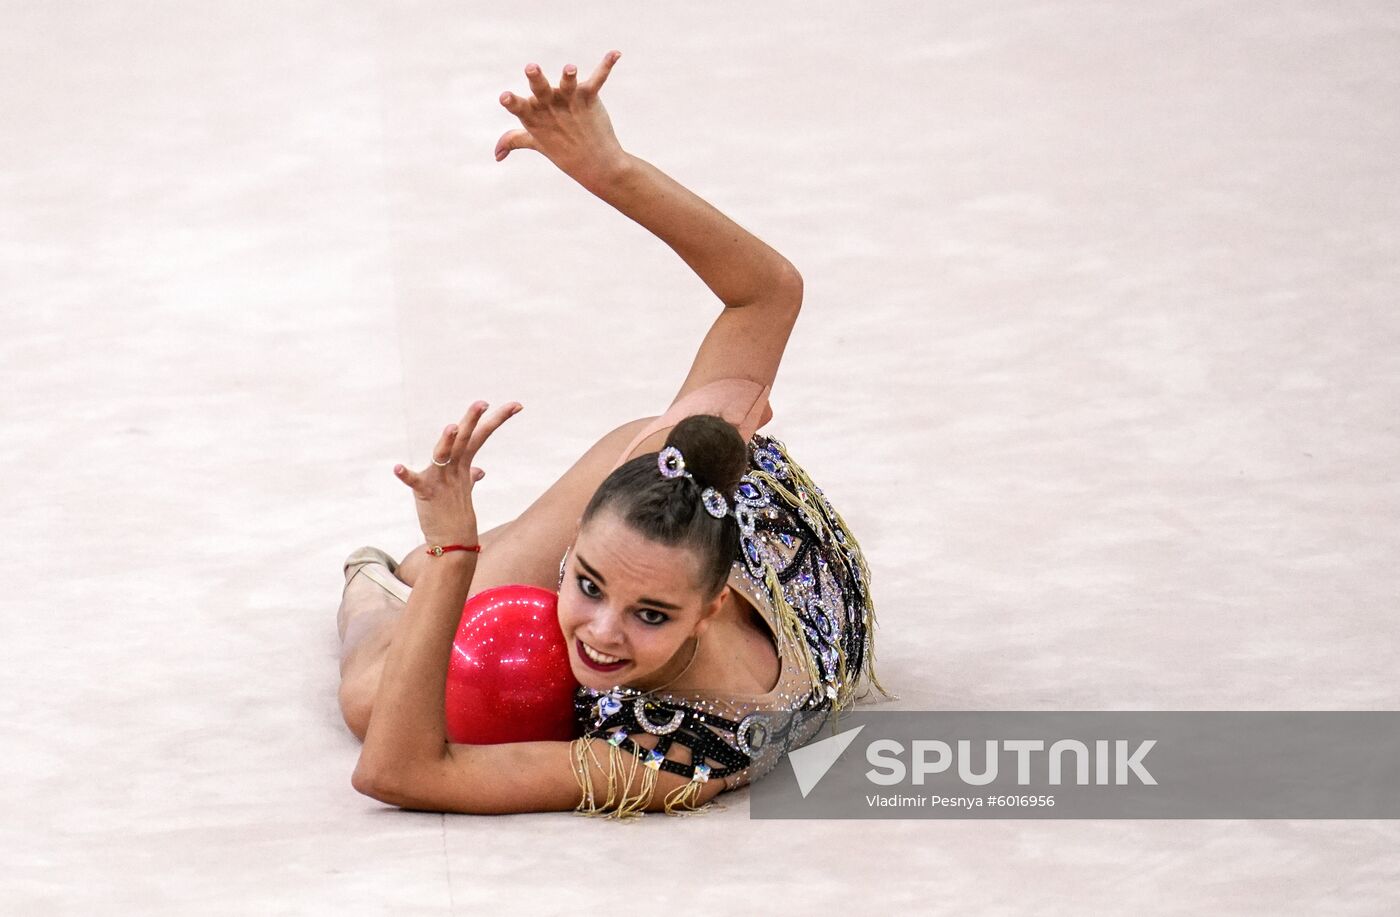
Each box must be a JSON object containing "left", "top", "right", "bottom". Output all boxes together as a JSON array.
[{"left": 433, "top": 456, "right": 452, "bottom": 467}]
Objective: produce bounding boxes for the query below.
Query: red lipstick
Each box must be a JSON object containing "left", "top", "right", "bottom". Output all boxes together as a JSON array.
[{"left": 576, "top": 638, "right": 628, "bottom": 673}]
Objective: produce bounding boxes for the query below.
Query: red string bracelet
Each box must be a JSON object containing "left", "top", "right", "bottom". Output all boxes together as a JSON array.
[{"left": 425, "top": 544, "right": 483, "bottom": 557}]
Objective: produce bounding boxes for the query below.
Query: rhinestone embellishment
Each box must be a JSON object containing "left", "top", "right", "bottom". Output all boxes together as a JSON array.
[
  {"left": 701, "top": 487, "right": 729, "bottom": 519},
  {"left": 735, "top": 480, "right": 768, "bottom": 506},
  {"left": 607, "top": 728, "right": 628, "bottom": 746},
  {"left": 658, "top": 446, "right": 687, "bottom": 478},
  {"left": 635, "top": 698, "right": 684, "bottom": 735},
  {"left": 692, "top": 762, "right": 711, "bottom": 783},
  {"left": 742, "top": 535, "right": 765, "bottom": 575},
  {"left": 659, "top": 445, "right": 730, "bottom": 519},
  {"left": 735, "top": 713, "right": 770, "bottom": 756},
  {"left": 644, "top": 748, "right": 665, "bottom": 770}
]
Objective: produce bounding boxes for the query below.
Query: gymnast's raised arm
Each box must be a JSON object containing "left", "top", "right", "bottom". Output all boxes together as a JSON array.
[{"left": 495, "top": 51, "right": 803, "bottom": 405}]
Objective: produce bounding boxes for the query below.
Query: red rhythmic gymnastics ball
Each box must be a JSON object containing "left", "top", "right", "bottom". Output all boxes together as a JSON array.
[{"left": 444, "top": 584, "right": 580, "bottom": 745}]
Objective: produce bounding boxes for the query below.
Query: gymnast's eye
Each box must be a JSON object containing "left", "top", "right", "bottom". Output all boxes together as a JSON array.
[
  {"left": 577, "top": 575, "right": 601, "bottom": 599},
  {"left": 635, "top": 608, "right": 670, "bottom": 626}
]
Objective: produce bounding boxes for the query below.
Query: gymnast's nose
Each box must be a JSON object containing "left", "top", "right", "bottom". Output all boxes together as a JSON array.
[{"left": 582, "top": 606, "right": 628, "bottom": 654}]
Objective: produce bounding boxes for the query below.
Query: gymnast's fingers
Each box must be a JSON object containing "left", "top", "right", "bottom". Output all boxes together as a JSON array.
[
  {"left": 448, "top": 401, "right": 489, "bottom": 460},
  {"left": 456, "top": 402, "right": 522, "bottom": 462},
  {"left": 499, "top": 91, "right": 527, "bottom": 116},
  {"left": 432, "top": 424, "right": 458, "bottom": 465},
  {"left": 582, "top": 50, "right": 619, "bottom": 96},
  {"left": 393, "top": 463, "right": 422, "bottom": 489},
  {"left": 495, "top": 129, "right": 538, "bottom": 161},
  {"left": 524, "top": 63, "right": 553, "bottom": 102},
  {"left": 558, "top": 63, "right": 578, "bottom": 98}
]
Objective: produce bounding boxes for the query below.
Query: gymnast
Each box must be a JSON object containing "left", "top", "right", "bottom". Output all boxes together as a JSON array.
[{"left": 336, "top": 50, "right": 888, "bottom": 817}]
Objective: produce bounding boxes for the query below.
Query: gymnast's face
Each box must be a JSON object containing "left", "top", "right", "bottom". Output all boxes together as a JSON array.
[{"left": 557, "top": 510, "right": 725, "bottom": 692}]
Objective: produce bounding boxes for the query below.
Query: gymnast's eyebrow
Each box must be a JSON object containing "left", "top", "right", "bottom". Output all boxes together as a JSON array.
[{"left": 574, "top": 554, "right": 684, "bottom": 610}]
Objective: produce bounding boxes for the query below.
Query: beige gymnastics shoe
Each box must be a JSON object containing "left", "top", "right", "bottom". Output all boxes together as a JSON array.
[
  {"left": 344, "top": 545, "right": 399, "bottom": 574},
  {"left": 339, "top": 546, "right": 412, "bottom": 640}
]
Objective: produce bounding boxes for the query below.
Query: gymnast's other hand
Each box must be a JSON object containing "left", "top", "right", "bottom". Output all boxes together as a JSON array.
[
  {"left": 393, "top": 401, "right": 523, "bottom": 547},
  {"left": 495, "top": 51, "right": 629, "bottom": 189}
]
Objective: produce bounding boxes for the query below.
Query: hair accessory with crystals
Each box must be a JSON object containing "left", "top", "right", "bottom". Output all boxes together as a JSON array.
[{"left": 656, "top": 445, "right": 730, "bottom": 519}]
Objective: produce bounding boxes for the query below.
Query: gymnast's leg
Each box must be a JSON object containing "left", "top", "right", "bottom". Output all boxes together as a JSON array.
[
  {"left": 335, "top": 570, "right": 403, "bottom": 741},
  {"left": 335, "top": 522, "right": 514, "bottom": 741}
]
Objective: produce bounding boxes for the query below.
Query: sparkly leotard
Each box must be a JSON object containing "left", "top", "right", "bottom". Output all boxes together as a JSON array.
[{"left": 565, "top": 378, "right": 890, "bottom": 816}]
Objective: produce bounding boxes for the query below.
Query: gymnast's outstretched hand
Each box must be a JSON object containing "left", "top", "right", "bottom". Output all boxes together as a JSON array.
[
  {"left": 393, "top": 401, "right": 523, "bottom": 547},
  {"left": 494, "top": 50, "right": 629, "bottom": 189}
]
